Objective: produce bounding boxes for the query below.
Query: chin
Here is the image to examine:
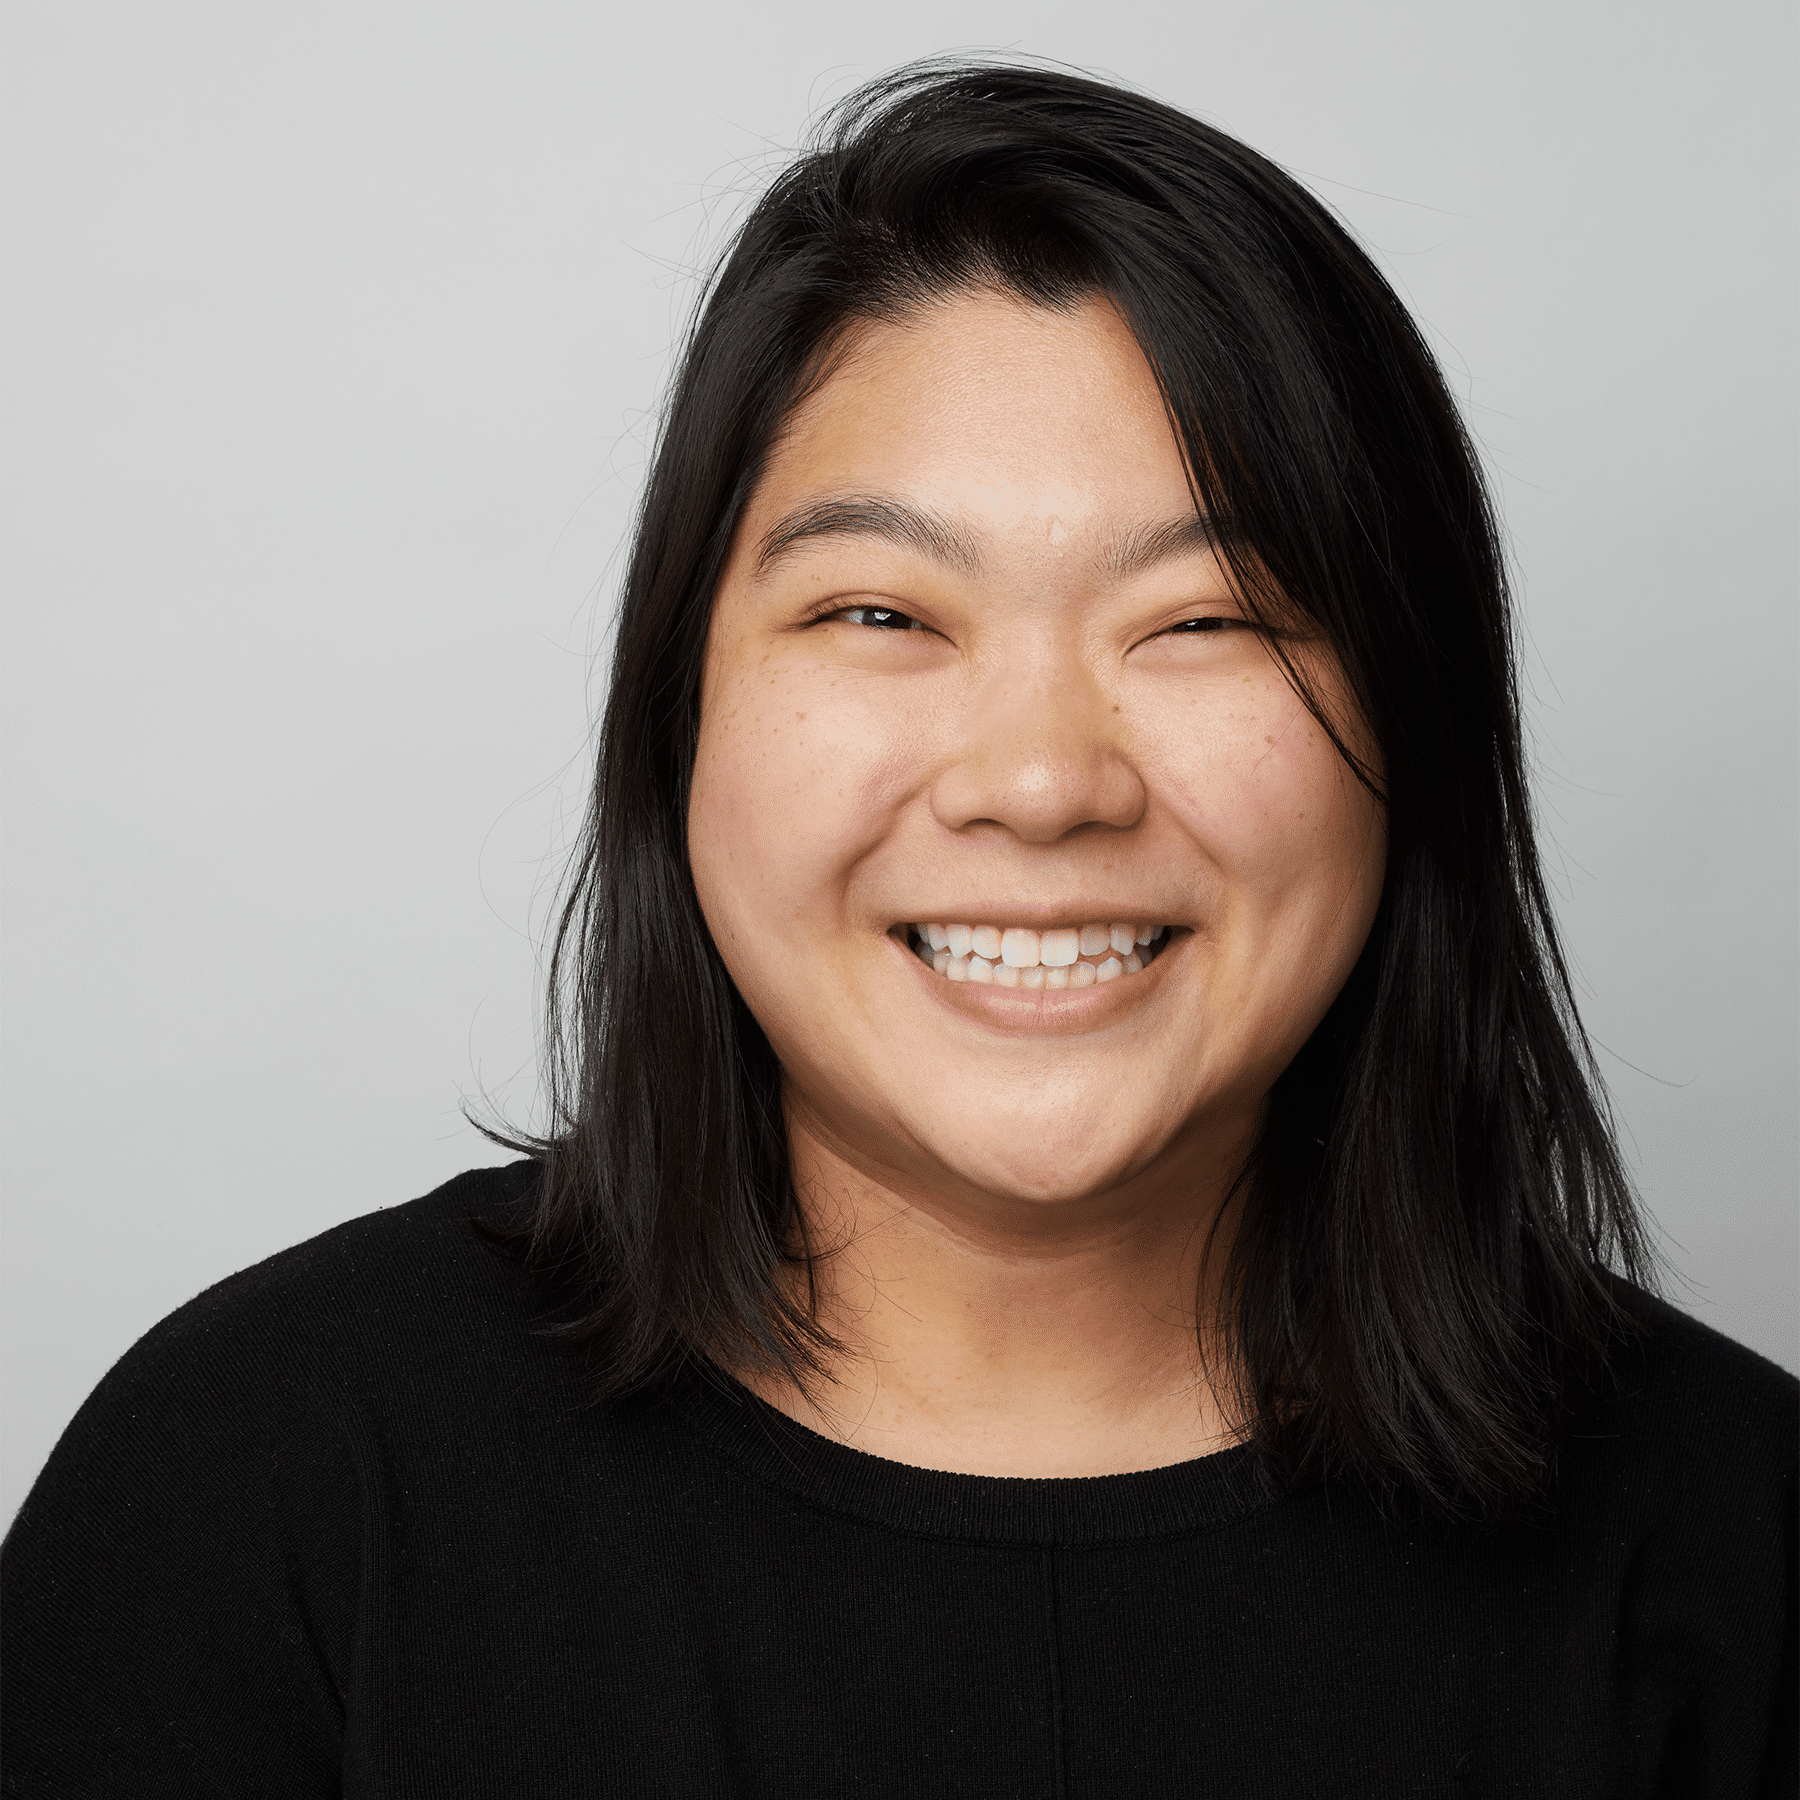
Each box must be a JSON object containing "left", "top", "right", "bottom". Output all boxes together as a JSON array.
[{"left": 923, "top": 1124, "right": 1168, "bottom": 1210}]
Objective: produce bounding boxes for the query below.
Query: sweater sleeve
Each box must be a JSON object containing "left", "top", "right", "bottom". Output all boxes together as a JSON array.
[{"left": 2, "top": 1291, "right": 360, "bottom": 1797}]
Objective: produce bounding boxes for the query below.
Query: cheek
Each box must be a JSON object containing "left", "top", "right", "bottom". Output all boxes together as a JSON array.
[
  {"left": 688, "top": 655, "right": 915, "bottom": 945},
  {"left": 1148, "top": 678, "right": 1381, "bottom": 910}
]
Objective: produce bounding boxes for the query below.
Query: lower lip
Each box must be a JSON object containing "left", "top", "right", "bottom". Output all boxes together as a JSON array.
[{"left": 894, "top": 930, "right": 1180, "bottom": 1033}]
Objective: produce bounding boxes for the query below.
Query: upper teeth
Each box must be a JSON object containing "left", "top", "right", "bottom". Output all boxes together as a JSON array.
[
  {"left": 911, "top": 920, "right": 1168, "bottom": 989},
  {"left": 922, "top": 922, "right": 1160, "bottom": 964}
]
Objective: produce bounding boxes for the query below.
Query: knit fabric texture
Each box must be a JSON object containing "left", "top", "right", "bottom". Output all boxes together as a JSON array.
[{"left": 4, "top": 1161, "right": 1794, "bottom": 1797}]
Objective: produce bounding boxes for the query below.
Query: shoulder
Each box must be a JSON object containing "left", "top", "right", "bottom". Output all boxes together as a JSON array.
[
  {"left": 1554, "top": 1275, "right": 1795, "bottom": 1558},
  {"left": 8, "top": 1158, "right": 553, "bottom": 1550},
  {"left": 93, "top": 1158, "right": 546, "bottom": 1401},
  {"left": 1596, "top": 1278, "right": 1796, "bottom": 1476},
  {"left": 161, "top": 1154, "right": 543, "bottom": 1330},
  {"left": 1, "top": 1161, "right": 556, "bottom": 1781},
  {"left": 1532, "top": 1282, "right": 1798, "bottom": 1788},
  {"left": 0, "top": 1166, "right": 554, "bottom": 1771}
]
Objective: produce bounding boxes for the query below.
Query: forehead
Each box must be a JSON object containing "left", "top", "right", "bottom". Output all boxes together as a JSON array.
[{"left": 749, "top": 290, "right": 1194, "bottom": 534}]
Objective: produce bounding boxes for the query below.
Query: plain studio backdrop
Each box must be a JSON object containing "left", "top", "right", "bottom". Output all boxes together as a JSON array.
[{"left": 2, "top": 1, "right": 1795, "bottom": 1524}]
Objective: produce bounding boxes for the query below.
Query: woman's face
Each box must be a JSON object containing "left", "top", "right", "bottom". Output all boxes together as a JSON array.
[{"left": 689, "top": 291, "right": 1385, "bottom": 1215}]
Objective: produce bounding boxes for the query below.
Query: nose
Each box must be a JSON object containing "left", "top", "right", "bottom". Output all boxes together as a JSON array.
[{"left": 929, "top": 649, "right": 1146, "bottom": 843}]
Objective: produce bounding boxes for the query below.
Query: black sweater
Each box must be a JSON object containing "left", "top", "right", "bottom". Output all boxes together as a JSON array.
[{"left": 3, "top": 1161, "right": 1794, "bottom": 1797}]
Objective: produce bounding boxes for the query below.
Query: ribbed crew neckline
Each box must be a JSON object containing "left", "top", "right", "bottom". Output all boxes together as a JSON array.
[{"left": 671, "top": 1366, "right": 1281, "bottom": 1547}]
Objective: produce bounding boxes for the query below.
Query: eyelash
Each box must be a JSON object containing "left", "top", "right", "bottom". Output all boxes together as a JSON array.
[
  {"left": 837, "top": 606, "right": 927, "bottom": 631},
  {"left": 831, "top": 607, "right": 1241, "bottom": 637}
]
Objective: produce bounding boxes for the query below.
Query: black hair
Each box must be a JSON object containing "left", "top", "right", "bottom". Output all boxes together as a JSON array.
[{"left": 488, "top": 60, "right": 1658, "bottom": 1525}]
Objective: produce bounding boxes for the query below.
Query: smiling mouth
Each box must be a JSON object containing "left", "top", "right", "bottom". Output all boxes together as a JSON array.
[{"left": 907, "top": 921, "right": 1171, "bottom": 989}]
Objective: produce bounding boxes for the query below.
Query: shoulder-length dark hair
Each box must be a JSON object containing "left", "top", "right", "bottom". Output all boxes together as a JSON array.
[{"left": 491, "top": 60, "right": 1657, "bottom": 1525}]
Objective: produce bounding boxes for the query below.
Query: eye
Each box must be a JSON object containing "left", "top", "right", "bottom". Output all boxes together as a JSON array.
[
  {"left": 839, "top": 606, "right": 927, "bottom": 631},
  {"left": 1165, "top": 616, "right": 1237, "bottom": 634}
]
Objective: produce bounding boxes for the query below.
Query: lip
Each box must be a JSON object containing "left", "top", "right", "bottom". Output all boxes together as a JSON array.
[
  {"left": 891, "top": 925, "right": 1183, "bottom": 1035},
  {"left": 895, "top": 908, "right": 1181, "bottom": 934}
]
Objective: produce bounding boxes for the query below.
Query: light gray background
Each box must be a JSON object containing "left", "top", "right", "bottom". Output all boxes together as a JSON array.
[{"left": 3, "top": 1, "right": 1795, "bottom": 1525}]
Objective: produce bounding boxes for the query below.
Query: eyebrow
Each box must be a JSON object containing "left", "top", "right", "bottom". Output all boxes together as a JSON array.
[
  {"left": 754, "top": 496, "right": 984, "bottom": 579},
  {"left": 1101, "top": 512, "right": 1224, "bottom": 577},
  {"left": 752, "top": 492, "right": 1226, "bottom": 581}
]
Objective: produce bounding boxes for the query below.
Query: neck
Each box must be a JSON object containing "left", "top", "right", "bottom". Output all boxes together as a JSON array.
[{"left": 736, "top": 1107, "right": 1251, "bottom": 1477}]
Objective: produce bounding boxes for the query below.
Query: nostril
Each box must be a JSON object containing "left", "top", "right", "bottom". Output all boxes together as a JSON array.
[{"left": 928, "top": 711, "right": 1148, "bottom": 844}]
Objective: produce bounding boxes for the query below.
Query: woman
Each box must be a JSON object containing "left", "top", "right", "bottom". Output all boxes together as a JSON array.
[{"left": 5, "top": 62, "right": 1793, "bottom": 1795}]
